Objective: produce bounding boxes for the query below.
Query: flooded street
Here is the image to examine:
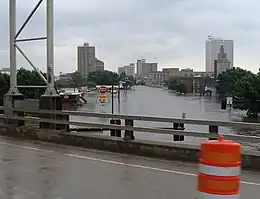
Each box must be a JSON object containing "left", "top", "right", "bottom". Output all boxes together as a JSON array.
[{"left": 71, "top": 86, "right": 247, "bottom": 145}]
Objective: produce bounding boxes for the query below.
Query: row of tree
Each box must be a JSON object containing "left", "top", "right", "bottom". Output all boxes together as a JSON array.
[
  {"left": 55, "top": 70, "right": 135, "bottom": 89},
  {"left": 0, "top": 69, "right": 136, "bottom": 103},
  {"left": 216, "top": 67, "right": 260, "bottom": 117},
  {"left": 0, "top": 68, "right": 47, "bottom": 101}
]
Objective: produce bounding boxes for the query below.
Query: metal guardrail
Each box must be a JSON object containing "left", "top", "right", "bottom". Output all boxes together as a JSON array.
[
  {"left": 1, "top": 106, "right": 260, "bottom": 130},
  {"left": 0, "top": 106, "right": 260, "bottom": 144}
]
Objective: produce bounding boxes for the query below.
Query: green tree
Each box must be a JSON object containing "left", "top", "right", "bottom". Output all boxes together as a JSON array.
[
  {"left": 216, "top": 67, "right": 252, "bottom": 96},
  {"left": 127, "top": 76, "right": 136, "bottom": 86},
  {"left": 119, "top": 72, "right": 127, "bottom": 81},
  {"left": 86, "top": 81, "right": 96, "bottom": 89},
  {"left": 232, "top": 72, "right": 260, "bottom": 117},
  {"left": 17, "top": 68, "right": 47, "bottom": 99},
  {"left": 0, "top": 68, "right": 48, "bottom": 103},
  {"left": 70, "top": 71, "right": 84, "bottom": 88},
  {"left": 168, "top": 77, "right": 187, "bottom": 94},
  {"left": 168, "top": 77, "right": 179, "bottom": 90},
  {"left": 87, "top": 70, "right": 119, "bottom": 85},
  {"left": 216, "top": 67, "right": 260, "bottom": 117},
  {"left": 163, "top": 80, "right": 168, "bottom": 87}
]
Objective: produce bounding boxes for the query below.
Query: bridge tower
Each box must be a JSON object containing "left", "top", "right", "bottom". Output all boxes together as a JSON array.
[
  {"left": 6, "top": 0, "right": 63, "bottom": 128},
  {"left": 7, "top": 0, "right": 56, "bottom": 95}
]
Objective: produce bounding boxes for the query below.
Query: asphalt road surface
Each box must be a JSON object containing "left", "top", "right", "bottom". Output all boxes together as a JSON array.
[{"left": 0, "top": 136, "right": 259, "bottom": 199}]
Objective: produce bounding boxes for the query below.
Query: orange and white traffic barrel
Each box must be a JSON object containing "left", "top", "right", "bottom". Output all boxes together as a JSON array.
[{"left": 198, "top": 135, "right": 241, "bottom": 199}]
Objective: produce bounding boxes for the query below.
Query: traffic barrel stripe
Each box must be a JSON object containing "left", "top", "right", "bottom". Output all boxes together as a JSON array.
[
  {"left": 200, "top": 152, "right": 240, "bottom": 167},
  {"left": 199, "top": 192, "right": 240, "bottom": 199},
  {"left": 199, "top": 164, "right": 241, "bottom": 177},
  {"left": 198, "top": 173, "right": 240, "bottom": 195}
]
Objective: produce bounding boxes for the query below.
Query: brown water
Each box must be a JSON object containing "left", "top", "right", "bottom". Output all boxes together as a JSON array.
[{"left": 69, "top": 86, "right": 252, "bottom": 145}]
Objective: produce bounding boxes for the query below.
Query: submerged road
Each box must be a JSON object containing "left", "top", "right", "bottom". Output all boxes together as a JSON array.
[{"left": 0, "top": 137, "right": 259, "bottom": 199}]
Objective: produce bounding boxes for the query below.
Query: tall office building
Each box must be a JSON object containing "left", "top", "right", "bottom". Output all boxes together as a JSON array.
[
  {"left": 136, "top": 59, "right": 157, "bottom": 77},
  {"left": 137, "top": 59, "right": 146, "bottom": 75},
  {"left": 77, "top": 42, "right": 96, "bottom": 77},
  {"left": 205, "top": 36, "right": 234, "bottom": 72}
]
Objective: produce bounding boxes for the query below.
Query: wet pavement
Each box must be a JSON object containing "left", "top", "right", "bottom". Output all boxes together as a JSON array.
[{"left": 0, "top": 136, "right": 259, "bottom": 199}]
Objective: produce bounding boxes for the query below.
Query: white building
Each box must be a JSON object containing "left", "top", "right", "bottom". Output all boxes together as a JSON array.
[
  {"left": 136, "top": 59, "right": 157, "bottom": 77},
  {"left": 118, "top": 63, "right": 135, "bottom": 77},
  {"left": 205, "top": 36, "right": 234, "bottom": 72},
  {"left": 77, "top": 42, "right": 96, "bottom": 77}
]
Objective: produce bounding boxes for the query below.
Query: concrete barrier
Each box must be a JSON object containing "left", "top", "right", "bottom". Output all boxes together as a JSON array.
[{"left": 1, "top": 126, "right": 260, "bottom": 171}]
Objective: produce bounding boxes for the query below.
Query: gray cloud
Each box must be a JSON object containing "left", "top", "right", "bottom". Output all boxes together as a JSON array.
[{"left": 0, "top": 0, "right": 260, "bottom": 74}]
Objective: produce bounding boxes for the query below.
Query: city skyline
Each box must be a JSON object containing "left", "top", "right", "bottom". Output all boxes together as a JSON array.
[{"left": 0, "top": 1, "right": 260, "bottom": 75}]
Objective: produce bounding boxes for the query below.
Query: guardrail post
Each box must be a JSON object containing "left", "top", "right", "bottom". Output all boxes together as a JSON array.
[
  {"left": 209, "top": 125, "right": 218, "bottom": 140},
  {"left": 124, "top": 119, "right": 134, "bottom": 141},
  {"left": 110, "top": 119, "right": 121, "bottom": 137},
  {"left": 173, "top": 122, "right": 185, "bottom": 141},
  {"left": 39, "top": 95, "right": 69, "bottom": 131},
  {"left": 4, "top": 94, "right": 24, "bottom": 127}
]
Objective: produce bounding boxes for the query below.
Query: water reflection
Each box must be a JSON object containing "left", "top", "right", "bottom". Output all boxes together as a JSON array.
[{"left": 69, "top": 86, "right": 251, "bottom": 144}]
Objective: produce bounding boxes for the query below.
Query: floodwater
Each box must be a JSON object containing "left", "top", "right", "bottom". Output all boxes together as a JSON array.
[{"left": 71, "top": 86, "right": 250, "bottom": 145}]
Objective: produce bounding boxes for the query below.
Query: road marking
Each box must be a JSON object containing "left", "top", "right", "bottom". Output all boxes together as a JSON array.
[
  {"left": 29, "top": 139, "right": 189, "bottom": 166},
  {"left": 0, "top": 141, "right": 53, "bottom": 153},
  {"left": 0, "top": 141, "right": 259, "bottom": 186}
]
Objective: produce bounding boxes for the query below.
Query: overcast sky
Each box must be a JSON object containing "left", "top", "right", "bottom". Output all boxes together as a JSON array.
[{"left": 0, "top": 0, "right": 260, "bottom": 75}]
